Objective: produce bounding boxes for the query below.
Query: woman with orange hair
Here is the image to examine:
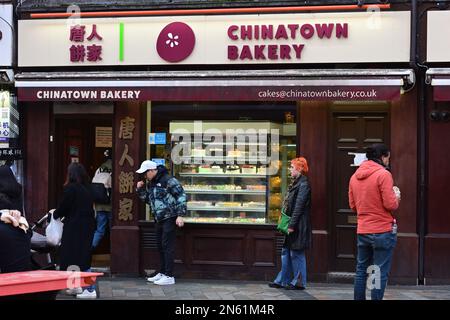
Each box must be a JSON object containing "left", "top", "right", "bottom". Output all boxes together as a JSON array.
[{"left": 269, "top": 157, "right": 312, "bottom": 290}]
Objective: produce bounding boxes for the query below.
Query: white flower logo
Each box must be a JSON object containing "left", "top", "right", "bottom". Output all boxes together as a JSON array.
[{"left": 165, "top": 33, "right": 179, "bottom": 48}]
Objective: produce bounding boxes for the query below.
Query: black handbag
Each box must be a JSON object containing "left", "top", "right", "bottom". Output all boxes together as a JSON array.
[{"left": 90, "top": 183, "right": 111, "bottom": 204}]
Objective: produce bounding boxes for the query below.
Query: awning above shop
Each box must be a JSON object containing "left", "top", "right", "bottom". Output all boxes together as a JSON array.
[
  {"left": 426, "top": 68, "right": 450, "bottom": 101},
  {"left": 15, "top": 69, "right": 414, "bottom": 102}
]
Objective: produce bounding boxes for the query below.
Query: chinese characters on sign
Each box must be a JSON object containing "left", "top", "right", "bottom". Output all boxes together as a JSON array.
[
  {"left": 118, "top": 116, "right": 136, "bottom": 222},
  {"left": 0, "top": 148, "right": 22, "bottom": 159},
  {"left": 0, "top": 91, "right": 10, "bottom": 142},
  {"left": 69, "top": 24, "right": 103, "bottom": 63}
]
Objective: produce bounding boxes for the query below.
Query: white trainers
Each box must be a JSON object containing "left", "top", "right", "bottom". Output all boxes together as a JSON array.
[
  {"left": 65, "top": 287, "right": 83, "bottom": 295},
  {"left": 146, "top": 273, "right": 165, "bottom": 283},
  {"left": 76, "top": 289, "right": 97, "bottom": 299},
  {"left": 154, "top": 275, "right": 175, "bottom": 286}
]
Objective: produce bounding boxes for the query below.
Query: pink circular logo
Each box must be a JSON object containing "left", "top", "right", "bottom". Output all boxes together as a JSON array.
[{"left": 157, "top": 22, "right": 196, "bottom": 63}]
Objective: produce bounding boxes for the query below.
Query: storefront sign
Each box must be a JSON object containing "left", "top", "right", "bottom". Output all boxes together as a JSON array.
[
  {"left": 427, "top": 11, "right": 450, "bottom": 62},
  {"left": 69, "top": 24, "right": 103, "bottom": 63},
  {"left": 18, "top": 86, "right": 401, "bottom": 101},
  {"left": 0, "top": 91, "right": 11, "bottom": 142},
  {"left": 18, "top": 11, "right": 410, "bottom": 66},
  {"left": 118, "top": 116, "right": 136, "bottom": 222},
  {"left": 0, "top": 4, "right": 13, "bottom": 67},
  {"left": 0, "top": 148, "right": 22, "bottom": 159}
]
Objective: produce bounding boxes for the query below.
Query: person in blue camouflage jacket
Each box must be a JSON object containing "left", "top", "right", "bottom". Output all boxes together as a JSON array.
[{"left": 136, "top": 160, "right": 186, "bottom": 286}]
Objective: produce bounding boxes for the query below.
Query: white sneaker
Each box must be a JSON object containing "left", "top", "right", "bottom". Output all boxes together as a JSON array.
[
  {"left": 65, "top": 287, "right": 83, "bottom": 295},
  {"left": 146, "top": 273, "right": 165, "bottom": 283},
  {"left": 76, "top": 289, "right": 97, "bottom": 299},
  {"left": 154, "top": 275, "right": 175, "bottom": 285}
]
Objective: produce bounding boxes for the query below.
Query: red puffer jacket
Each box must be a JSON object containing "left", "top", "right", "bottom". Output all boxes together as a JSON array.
[{"left": 348, "top": 160, "right": 399, "bottom": 234}]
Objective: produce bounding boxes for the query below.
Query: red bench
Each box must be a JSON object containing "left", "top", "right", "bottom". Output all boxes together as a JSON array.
[{"left": 0, "top": 270, "right": 103, "bottom": 297}]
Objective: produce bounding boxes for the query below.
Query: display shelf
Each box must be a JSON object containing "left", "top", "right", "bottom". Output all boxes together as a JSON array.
[
  {"left": 170, "top": 121, "right": 286, "bottom": 225},
  {"left": 178, "top": 156, "right": 271, "bottom": 163},
  {"left": 187, "top": 206, "right": 266, "bottom": 212},
  {"left": 179, "top": 173, "right": 267, "bottom": 178},
  {"left": 185, "top": 189, "right": 266, "bottom": 195}
]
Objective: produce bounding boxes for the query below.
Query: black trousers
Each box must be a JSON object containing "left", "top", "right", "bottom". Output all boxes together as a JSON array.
[{"left": 155, "top": 217, "right": 177, "bottom": 277}]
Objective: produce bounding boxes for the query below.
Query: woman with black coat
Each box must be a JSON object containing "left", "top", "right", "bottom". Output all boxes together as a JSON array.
[
  {"left": 52, "top": 162, "right": 96, "bottom": 298},
  {"left": 0, "top": 165, "right": 31, "bottom": 274},
  {"left": 269, "top": 157, "right": 312, "bottom": 290},
  {"left": 0, "top": 165, "right": 23, "bottom": 212}
]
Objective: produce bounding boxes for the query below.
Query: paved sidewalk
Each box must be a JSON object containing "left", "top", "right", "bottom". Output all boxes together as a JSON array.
[{"left": 57, "top": 277, "right": 450, "bottom": 300}]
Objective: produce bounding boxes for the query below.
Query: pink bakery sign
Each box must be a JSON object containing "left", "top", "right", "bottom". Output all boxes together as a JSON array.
[
  {"left": 18, "top": 12, "right": 410, "bottom": 66},
  {"left": 156, "top": 21, "right": 348, "bottom": 62}
]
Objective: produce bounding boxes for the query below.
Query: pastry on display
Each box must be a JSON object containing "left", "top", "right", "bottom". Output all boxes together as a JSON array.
[
  {"left": 242, "top": 201, "right": 265, "bottom": 208},
  {"left": 227, "top": 150, "right": 243, "bottom": 157},
  {"left": 198, "top": 165, "right": 212, "bottom": 173},
  {"left": 188, "top": 201, "right": 212, "bottom": 207},
  {"left": 257, "top": 166, "right": 268, "bottom": 175},
  {"left": 214, "top": 184, "right": 235, "bottom": 190},
  {"left": 270, "top": 193, "right": 282, "bottom": 208},
  {"left": 184, "top": 184, "right": 213, "bottom": 190},
  {"left": 192, "top": 149, "right": 206, "bottom": 157},
  {"left": 225, "top": 165, "right": 240, "bottom": 174},
  {"left": 270, "top": 176, "right": 281, "bottom": 188},
  {"left": 246, "top": 185, "right": 266, "bottom": 191},
  {"left": 241, "top": 165, "right": 256, "bottom": 174},
  {"left": 211, "top": 165, "right": 223, "bottom": 173},
  {"left": 181, "top": 165, "right": 197, "bottom": 173},
  {"left": 215, "top": 201, "right": 241, "bottom": 207}
]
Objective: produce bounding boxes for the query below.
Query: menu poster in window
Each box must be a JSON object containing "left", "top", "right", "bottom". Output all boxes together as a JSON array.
[{"left": 96, "top": 126, "right": 112, "bottom": 148}]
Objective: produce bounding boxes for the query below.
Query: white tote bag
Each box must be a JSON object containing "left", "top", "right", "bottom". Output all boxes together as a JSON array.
[{"left": 45, "top": 212, "right": 64, "bottom": 246}]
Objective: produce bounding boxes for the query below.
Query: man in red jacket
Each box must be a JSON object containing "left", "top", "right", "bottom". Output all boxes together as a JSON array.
[{"left": 348, "top": 144, "right": 401, "bottom": 300}]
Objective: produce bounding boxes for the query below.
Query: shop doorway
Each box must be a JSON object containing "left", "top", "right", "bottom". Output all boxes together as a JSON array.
[
  {"left": 329, "top": 106, "right": 390, "bottom": 273},
  {"left": 51, "top": 111, "right": 113, "bottom": 265}
]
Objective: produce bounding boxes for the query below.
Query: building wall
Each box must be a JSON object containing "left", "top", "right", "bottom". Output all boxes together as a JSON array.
[{"left": 425, "top": 91, "right": 450, "bottom": 284}]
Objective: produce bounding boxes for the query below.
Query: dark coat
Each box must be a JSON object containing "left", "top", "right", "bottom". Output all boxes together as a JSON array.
[
  {"left": 284, "top": 175, "right": 312, "bottom": 251},
  {"left": 0, "top": 165, "right": 23, "bottom": 212},
  {"left": 137, "top": 165, "right": 187, "bottom": 222},
  {"left": 0, "top": 222, "right": 32, "bottom": 273},
  {"left": 53, "top": 183, "right": 96, "bottom": 271}
]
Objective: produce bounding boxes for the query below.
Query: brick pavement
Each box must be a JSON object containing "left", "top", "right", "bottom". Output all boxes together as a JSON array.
[{"left": 56, "top": 277, "right": 450, "bottom": 300}]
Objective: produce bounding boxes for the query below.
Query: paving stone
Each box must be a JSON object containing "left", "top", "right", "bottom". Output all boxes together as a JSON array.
[{"left": 55, "top": 278, "right": 450, "bottom": 300}]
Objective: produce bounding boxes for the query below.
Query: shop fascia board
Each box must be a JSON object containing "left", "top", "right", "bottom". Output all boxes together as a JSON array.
[
  {"left": 16, "top": 0, "right": 410, "bottom": 12},
  {"left": 426, "top": 68, "right": 450, "bottom": 85},
  {"left": 14, "top": 69, "right": 415, "bottom": 87}
]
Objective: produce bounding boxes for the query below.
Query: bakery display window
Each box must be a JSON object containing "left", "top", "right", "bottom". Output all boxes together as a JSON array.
[{"left": 169, "top": 121, "right": 295, "bottom": 225}]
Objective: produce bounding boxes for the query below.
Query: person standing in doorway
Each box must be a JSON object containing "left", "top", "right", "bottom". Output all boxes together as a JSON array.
[
  {"left": 51, "top": 162, "right": 97, "bottom": 299},
  {"left": 91, "top": 148, "right": 113, "bottom": 251},
  {"left": 349, "top": 143, "right": 401, "bottom": 300},
  {"left": 269, "top": 157, "right": 312, "bottom": 290},
  {"left": 136, "top": 160, "right": 186, "bottom": 286}
]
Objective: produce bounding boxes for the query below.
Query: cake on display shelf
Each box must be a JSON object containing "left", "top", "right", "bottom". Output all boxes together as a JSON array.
[{"left": 241, "top": 165, "right": 256, "bottom": 174}]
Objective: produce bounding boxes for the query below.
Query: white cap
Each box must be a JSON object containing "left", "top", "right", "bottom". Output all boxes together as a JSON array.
[{"left": 136, "top": 160, "right": 158, "bottom": 173}]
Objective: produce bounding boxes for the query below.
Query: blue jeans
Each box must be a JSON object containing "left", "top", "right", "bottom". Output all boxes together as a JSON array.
[
  {"left": 92, "top": 211, "right": 112, "bottom": 249},
  {"left": 354, "top": 232, "right": 397, "bottom": 300},
  {"left": 273, "top": 247, "right": 307, "bottom": 287}
]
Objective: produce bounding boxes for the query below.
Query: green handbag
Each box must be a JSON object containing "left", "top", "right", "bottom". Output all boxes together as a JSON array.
[{"left": 277, "top": 209, "right": 291, "bottom": 235}]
